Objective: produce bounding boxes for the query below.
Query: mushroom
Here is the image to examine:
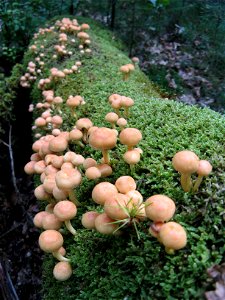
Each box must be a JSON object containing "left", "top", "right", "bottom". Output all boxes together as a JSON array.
[
  {"left": 119, "top": 128, "right": 142, "bottom": 151},
  {"left": 121, "top": 97, "right": 134, "bottom": 118},
  {"left": 115, "top": 176, "right": 136, "bottom": 194},
  {"left": 53, "top": 200, "right": 77, "bottom": 235},
  {"left": 38, "top": 229, "right": 69, "bottom": 262},
  {"left": 53, "top": 262, "right": 72, "bottom": 281},
  {"left": 117, "top": 118, "right": 127, "bottom": 130},
  {"left": 85, "top": 167, "right": 101, "bottom": 180},
  {"left": 158, "top": 222, "right": 187, "bottom": 254},
  {"left": 172, "top": 150, "right": 199, "bottom": 192},
  {"left": 123, "top": 149, "right": 141, "bottom": 172},
  {"left": 120, "top": 65, "right": 130, "bottom": 81},
  {"left": 145, "top": 195, "right": 176, "bottom": 223},
  {"left": 81, "top": 211, "right": 100, "bottom": 229},
  {"left": 104, "top": 193, "right": 130, "bottom": 220},
  {"left": 94, "top": 213, "right": 118, "bottom": 235},
  {"left": 69, "top": 128, "right": 84, "bottom": 148},
  {"left": 105, "top": 112, "right": 119, "bottom": 129},
  {"left": 89, "top": 127, "right": 117, "bottom": 164},
  {"left": 76, "top": 118, "right": 93, "bottom": 143},
  {"left": 92, "top": 182, "right": 118, "bottom": 205},
  {"left": 193, "top": 160, "right": 212, "bottom": 192}
]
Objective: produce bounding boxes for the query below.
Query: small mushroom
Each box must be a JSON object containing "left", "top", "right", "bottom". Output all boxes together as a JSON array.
[
  {"left": 193, "top": 160, "right": 212, "bottom": 192},
  {"left": 119, "top": 128, "right": 142, "bottom": 151},
  {"left": 105, "top": 112, "right": 119, "bottom": 129},
  {"left": 158, "top": 222, "right": 187, "bottom": 254},
  {"left": 39, "top": 229, "right": 69, "bottom": 262},
  {"left": 89, "top": 127, "right": 117, "bottom": 164},
  {"left": 53, "top": 200, "right": 77, "bottom": 235},
  {"left": 172, "top": 150, "right": 199, "bottom": 192},
  {"left": 53, "top": 261, "right": 72, "bottom": 281}
]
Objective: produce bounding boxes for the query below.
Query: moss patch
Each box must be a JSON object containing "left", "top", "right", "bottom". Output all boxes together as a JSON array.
[{"left": 18, "top": 17, "right": 225, "bottom": 300}]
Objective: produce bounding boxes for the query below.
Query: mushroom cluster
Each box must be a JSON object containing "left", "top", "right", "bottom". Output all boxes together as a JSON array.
[
  {"left": 172, "top": 150, "right": 212, "bottom": 192},
  {"left": 21, "top": 17, "right": 214, "bottom": 283}
]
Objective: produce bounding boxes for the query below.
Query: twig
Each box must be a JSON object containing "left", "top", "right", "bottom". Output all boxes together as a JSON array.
[{"left": 0, "top": 126, "right": 22, "bottom": 203}]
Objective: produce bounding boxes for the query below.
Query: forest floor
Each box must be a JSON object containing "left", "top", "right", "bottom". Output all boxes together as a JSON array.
[{"left": 133, "top": 30, "right": 224, "bottom": 112}]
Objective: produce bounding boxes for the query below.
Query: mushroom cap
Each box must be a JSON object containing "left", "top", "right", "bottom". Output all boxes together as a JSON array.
[
  {"left": 34, "top": 184, "right": 50, "bottom": 201},
  {"left": 89, "top": 127, "right": 117, "bottom": 150},
  {"left": 121, "top": 96, "right": 134, "bottom": 108},
  {"left": 43, "top": 174, "right": 56, "bottom": 194},
  {"left": 94, "top": 213, "right": 118, "bottom": 235},
  {"left": 117, "top": 118, "right": 127, "bottom": 128},
  {"left": 81, "top": 211, "right": 100, "bottom": 229},
  {"left": 55, "top": 168, "right": 82, "bottom": 190},
  {"left": 49, "top": 136, "right": 68, "bottom": 152},
  {"left": 123, "top": 150, "right": 140, "bottom": 165},
  {"left": 108, "top": 94, "right": 121, "bottom": 104},
  {"left": 104, "top": 193, "right": 129, "bottom": 220},
  {"left": 92, "top": 182, "right": 118, "bottom": 205},
  {"left": 126, "top": 190, "right": 143, "bottom": 205},
  {"left": 105, "top": 112, "right": 119, "bottom": 124},
  {"left": 119, "top": 128, "right": 142, "bottom": 147},
  {"left": 76, "top": 118, "right": 93, "bottom": 130},
  {"left": 33, "top": 211, "right": 50, "bottom": 228},
  {"left": 145, "top": 195, "right": 176, "bottom": 222},
  {"left": 42, "top": 213, "right": 62, "bottom": 230},
  {"left": 53, "top": 262, "right": 72, "bottom": 281},
  {"left": 66, "top": 95, "right": 82, "bottom": 107},
  {"left": 96, "top": 164, "right": 113, "bottom": 177},
  {"left": 172, "top": 150, "right": 199, "bottom": 174},
  {"left": 52, "top": 115, "right": 63, "bottom": 126},
  {"left": 24, "top": 161, "right": 36, "bottom": 175},
  {"left": 120, "top": 65, "right": 130, "bottom": 73},
  {"left": 81, "top": 23, "right": 90, "bottom": 30},
  {"left": 158, "top": 222, "right": 187, "bottom": 250},
  {"left": 197, "top": 160, "right": 212, "bottom": 176},
  {"left": 85, "top": 167, "right": 101, "bottom": 180},
  {"left": 53, "top": 200, "right": 77, "bottom": 221},
  {"left": 69, "top": 128, "right": 83, "bottom": 141},
  {"left": 132, "top": 57, "right": 139, "bottom": 63},
  {"left": 83, "top": 158, "right": 97, "bottom": 169},
  {"left": 39, "top": 229, "right": 63, "bottom": 253},
  {"left": 115, "top": 176, "right": 136, "bottom": 194}
]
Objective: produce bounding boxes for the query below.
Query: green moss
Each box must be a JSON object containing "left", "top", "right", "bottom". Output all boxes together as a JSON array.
[{"left": 17, "top": 17, "right": 225, "bottom": 300}]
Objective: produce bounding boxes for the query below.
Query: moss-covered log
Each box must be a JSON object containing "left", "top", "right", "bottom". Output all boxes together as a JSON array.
[{"left": 18, "top": 17, "right": 225, "bottom": 299}]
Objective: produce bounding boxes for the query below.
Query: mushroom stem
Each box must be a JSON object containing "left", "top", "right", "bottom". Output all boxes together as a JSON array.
[
  {"left": 102, "top": 149, "right": 110, "bottom": 165},
  {"left": 165, "top": 247, "right": 175, "bottom": 255},
  {"left": 64, "top": 220, "right": 76, "bottom": 235},
  {"left": 123, "top": 73, "right": 129, "bottom": 81},
  {"left": 70, "top": 108, "right": 77, "bottom": 119},
  {"left": 127, "top": 145, "right": 133, "bottom": 151},
  {"left": 180, "top": 174, "right": 192, "bottom": 192},
  {"left": 124, "top": 107, "right": 129, "bottom": 118},
  {"left": 83, "top": 129, "right": 88, "bottom": 143},
  {"left": 76, "top": 141, "right": 85, "bottom": 148},
  {"left": 114, "top": 108, "right": 120, "bottom": 117},
  {"left": 68, "top": 191, "right": 81, "bottom": 206},
  {"left": 193, "top": 175, "right": 203, "bottom": 192},
  {"left": 52, "top": 251, "right": 70, "bottom": 262}
]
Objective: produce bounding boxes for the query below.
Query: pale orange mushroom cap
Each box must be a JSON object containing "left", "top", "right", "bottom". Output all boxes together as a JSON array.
[
  {"left": 172, "top": 150, "right": 199, "bottom": 174},
  {"left": 49, "top": 136, "right": 68, "bottom": 152},
  {"left": 76, "top": 118, "right": 93, "bottom": 130},
  {"left": 53, "top": 200, "right": 77, "bottom": 221},
  {"left": 119, "top": 128, "right": 142, "bottom": 149},
  {"left": 92, "top": 182, "right": 118, "bottom": 205},
  {"left": 104, "top": 193, "right": 129, "bottom": 220},
  {"left": 89, "top": 127, "right": 117, "bottom": 150},
  {"left": 145, "top": 195, "right": 176, "bottom": 222},
  {"left": 39, "top": 229, "right": 63, "bottom": 253},
  {"left": 69, "top": 128, "right": 83, "bottom": 141},
  {"left": 55, "top": 168, "right": 82, "bottom": 190},
  {"left": 105, "top": 112, "right": 119, "bottom": 124},
  {"left": 94, "top": 213, "right": 118, "bottom": 235},
  {"left": 81, "top": 211, "right": 100, "bottom": 229},
  {"left": 158, "top": 222, "right": 187, "bottom": 250},
  {"left": 115, "top": 176, "right": 136, "bottom": 194},
  {"left": 123, "top": 150, "right": 140, "bottom": 165},
  {"left": 197, "top": 160, "right": 212, "bottom": 176},
  {"left": 85, "top": 167, "right": 101, "bottom": 180},
  {"left": 53, "top": 262, "right": 72, "bottom": 281}
]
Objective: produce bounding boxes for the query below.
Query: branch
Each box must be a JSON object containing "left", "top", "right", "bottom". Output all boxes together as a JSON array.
[{"left": 0, "top": 126, "right": 22, "bottom": 203}]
